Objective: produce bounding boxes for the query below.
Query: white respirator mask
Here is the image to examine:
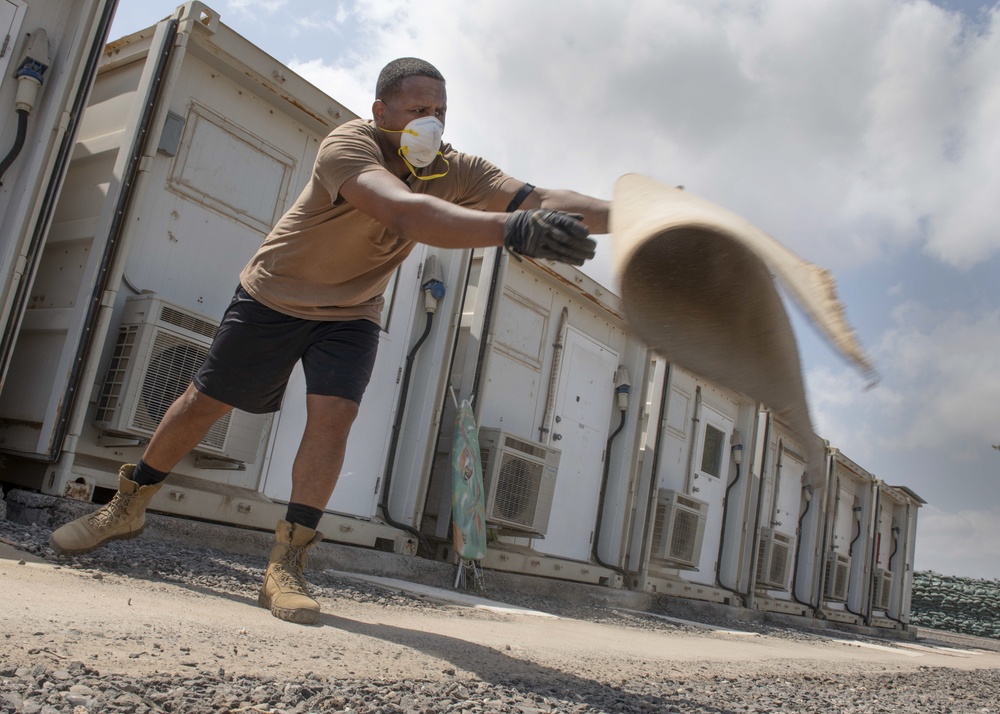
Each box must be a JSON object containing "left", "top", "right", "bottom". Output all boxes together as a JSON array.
[{"left": 380, "top": 115, "right": 449, "bottom": 180}]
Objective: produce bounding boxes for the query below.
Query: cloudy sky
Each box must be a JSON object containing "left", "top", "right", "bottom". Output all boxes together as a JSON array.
[{"left": 110, "top": 0, "right": 999, "bottom": 579}]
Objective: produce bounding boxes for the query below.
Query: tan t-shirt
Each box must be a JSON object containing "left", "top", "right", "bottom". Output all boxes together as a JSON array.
[{"left": 240, "top": 118, "right": 519, "bottom": 322}]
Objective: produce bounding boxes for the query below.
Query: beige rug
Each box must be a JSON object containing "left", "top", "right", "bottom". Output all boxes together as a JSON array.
[{"left": 611, "top": 174, "right": 876, "bottom": 485}]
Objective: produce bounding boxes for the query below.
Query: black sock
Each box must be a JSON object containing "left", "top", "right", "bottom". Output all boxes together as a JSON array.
[
  {"left": 132, "top": 459, "right": 170, "bottom": 487},
  {"left": 284, "top": 502, "right": 323, "bottom": 530}
]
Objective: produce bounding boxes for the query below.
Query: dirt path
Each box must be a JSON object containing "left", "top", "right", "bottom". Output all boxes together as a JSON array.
[{"left": 4, "top": 540, "right": 998, "bottom": 687}]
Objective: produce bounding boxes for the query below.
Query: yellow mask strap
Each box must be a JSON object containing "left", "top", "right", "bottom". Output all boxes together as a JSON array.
[
  {"left": 380, "top": 125, "right": 420, "bottom": 138},
  {"left": 399, "top": 149, "right": 450, "bottom": 181}
]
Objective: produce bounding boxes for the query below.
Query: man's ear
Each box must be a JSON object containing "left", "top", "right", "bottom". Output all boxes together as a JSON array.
[{"left": 372, "top": 99, "right": 386, "bottom": 125}]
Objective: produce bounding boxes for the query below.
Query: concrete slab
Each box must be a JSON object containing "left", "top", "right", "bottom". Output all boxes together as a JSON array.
[
  {"left": 612, "top": 607, "right": 760, "bottom": 636},
  {"left": 331, "top": 571, "right": 561, "bottom": 618},
  {"left": 828, "top": 638, "right": 924, "bottom": 657},
  {"left": 0, "top": 537, "right": 49, "bottom": 565}
]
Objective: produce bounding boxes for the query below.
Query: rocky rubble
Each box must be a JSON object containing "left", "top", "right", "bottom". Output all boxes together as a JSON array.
[
  {"left": 2, "top": 510, "right": 1000, "bottom": 713},
  {"left": 910, "top": 571, "right": 1000, "bottom": 640},
  {"left": 2, "top": 659, "right": 999, "bottom": 713}
]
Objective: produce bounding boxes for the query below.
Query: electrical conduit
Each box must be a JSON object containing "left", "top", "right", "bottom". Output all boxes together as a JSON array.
[
  {"left": 378, "top": 255, "right": 445, "bottom": 555},
  {"left": 539, "top": 307, "right": 569, "bottom": 444},
  {"left": 592, "top": 366, "right": 632, "bottom": 589},
  {"left": 714, "top": 441, "right": 747, "bottom": 605}
]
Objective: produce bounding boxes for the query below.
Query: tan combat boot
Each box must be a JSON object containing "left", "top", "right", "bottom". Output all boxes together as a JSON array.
[
  {"left": 48, "top": 464, "right": 163, "bottom": 555},
  {"left": 258, "top": 520, "right": 324, "bottom": 625}
]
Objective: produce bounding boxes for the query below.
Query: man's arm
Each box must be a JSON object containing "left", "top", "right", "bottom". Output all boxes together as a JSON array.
[
  {"left": 339, "top": 169, "right": 507, "bottom": 249},
  {"left": 518, "top": 188, "right": 610, "bottom": 235},
  {"left": 340, "top": 168, "right": 597, "bottom": 264}
]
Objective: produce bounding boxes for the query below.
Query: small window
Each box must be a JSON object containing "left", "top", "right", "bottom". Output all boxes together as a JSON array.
[{"left": 700, "top": 424, "right": 726, "bottom": 478}]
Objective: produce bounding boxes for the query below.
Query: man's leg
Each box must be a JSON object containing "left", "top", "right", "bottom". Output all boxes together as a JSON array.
[
  {"left": 290, "top": 394, "right": 360, "bottom": 509},
  {"left": 49, "top": 385, "right": 233, "bottom": 555},
  {"left": 143, "top": 384, "right": 236, "bottom": 471},
  {"left": 259, "top": 394, "right": 359, "bottom": 625}
]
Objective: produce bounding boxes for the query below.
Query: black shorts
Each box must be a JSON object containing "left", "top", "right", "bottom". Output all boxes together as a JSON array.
[{"left": 193, "top": 285, "right": 381, "bottom": 413}]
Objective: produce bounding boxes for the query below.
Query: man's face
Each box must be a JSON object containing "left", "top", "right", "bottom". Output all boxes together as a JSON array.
[{"left": 375, "top": 75, "right": 448, "bottom": 147}]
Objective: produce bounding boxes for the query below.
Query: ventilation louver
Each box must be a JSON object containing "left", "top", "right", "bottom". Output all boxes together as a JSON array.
[
  {"left": 650, "top": 489, "right": 709, "bottom": 569},
  {"left": 824, "top": 552, "right": 852, "bottom": 602},
  {"left": 478, "top": 428, "right": 560, "bottom": 537},
  {"left": 875, "top": 567, "right": 893, "bottom": 611},
  {"left": 756, "top": 528, "right": 795, "bottom": 590},
  {"left": 95, "top": 295, "right": 268, "bottom": 463}
]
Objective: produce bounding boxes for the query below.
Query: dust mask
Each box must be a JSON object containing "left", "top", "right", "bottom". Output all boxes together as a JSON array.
[{"left": 380, "top": 115, "right": 449, "bottom": 180}]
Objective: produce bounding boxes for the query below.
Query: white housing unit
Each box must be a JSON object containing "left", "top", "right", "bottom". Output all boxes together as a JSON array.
[
  {"left": 479, "top": 427, "right": 560, "bottom": 537},
  {"left": 756, "top": 527, "right": 795, "bottom": 590},
  {"left": 650, "top": 489, "right": 709, "bottom": 569},
  {"left": 94, "top": 295, "right": 267, "bottom": 463}
]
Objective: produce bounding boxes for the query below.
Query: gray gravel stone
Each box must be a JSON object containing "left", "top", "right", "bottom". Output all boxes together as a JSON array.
[{"left": 3, "top": 514, "right": 1000, "bottom": 713}]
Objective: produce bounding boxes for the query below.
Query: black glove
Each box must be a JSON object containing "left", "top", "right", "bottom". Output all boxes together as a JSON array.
[{"left": 502, "top": 209, "right": 597, "bottom": 266}]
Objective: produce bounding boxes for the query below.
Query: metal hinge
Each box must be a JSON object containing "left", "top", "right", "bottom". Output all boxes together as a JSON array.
[{"left": 1, "top": 34, "right": 10, "bottom": 58}]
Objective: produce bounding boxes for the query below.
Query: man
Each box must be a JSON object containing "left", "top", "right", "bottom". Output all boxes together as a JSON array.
[{"left": 49, "top": 58, "right": 608, "bottom": 625}]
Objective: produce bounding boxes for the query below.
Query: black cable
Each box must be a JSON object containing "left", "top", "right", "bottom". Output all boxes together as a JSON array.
[
  {"left": 592, "top": 410, "right": 632, "bottom": 590},
  {"left": 881, "top": 530, "right": 906, "bottom": 626},
  {"left": 0, "top": 109, "right": 29, "bottom": 185},
  {"left": 848, "top": 516, "right": 862, "bottom": 558},
  {"left": 746, "top": 428, "right": 773, "bottom": 601},
  {"left": 844, "top": 512, "right": 866, "bottom": 618},
  {"left": 379, "top": 312, "right": 434, "bottom": 556},
  {"left": 715, "top": 461, "right": 747, "bottom": 604},
  {"left": 790, "top": 491, "right": 818, "bottom": 612}
]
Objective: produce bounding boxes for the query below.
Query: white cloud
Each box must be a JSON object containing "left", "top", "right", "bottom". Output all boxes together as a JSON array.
[
  {"left": 226, "top": 0, "right": 288, "bottom": 14},
  {"left": 810, "top": 304, "right": 1000, "bottom": 455},
  {"left": 916, "top": 505, "right": 1000, "bottom": 579},
  {"left": 287, "top": 58, "right": 372, "bottom": 118},
  {"left": 879, "top": 305, "right": 1000, "bottom": 452},
  {"left": 281, "top": 0, "right": 1000, "bottom": 274}
]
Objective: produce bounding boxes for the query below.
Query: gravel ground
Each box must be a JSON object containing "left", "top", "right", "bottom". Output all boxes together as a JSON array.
[{"left": 2, "top": 515, "right": 1000, "bottom": 714}]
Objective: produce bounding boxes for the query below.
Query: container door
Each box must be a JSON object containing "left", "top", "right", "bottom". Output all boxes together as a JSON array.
[
  {"left": 260, "top": 248, "right": 423, "bottom": 519},
  {"left": 773, "top": 446, "right": 806, "bottom": 533},
  {"left": 533, "top": 326, "right": 617, "bottom": 562},
  {"left": 687, "top": 402, "right": 734, "bottom": 585},
  {"left": 832, "top": 483, "right": 856, "bottom": 555},
  {"left": 0, "top": 16, "right": 170, "bottom": 458}
]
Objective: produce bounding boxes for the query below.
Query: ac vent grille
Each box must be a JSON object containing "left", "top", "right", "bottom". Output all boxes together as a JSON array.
[
  {"left": 875, "top": 568, "right": 893, "bottom": 611},
  {"left": 94, "top": 295, "right": 267, "bottom": 463},
  {"left": 824, "top": 552, "right": 851, "bottom": 602},
  {"left": 132, "top": 329, "right": 231, "bottom": 448},
  {"left": 502, "top": 434, "right": 548, "bottom": 460},
  {"left": 755, "top": 528, "right": 794, "bottom": 590},
  {"left": 479, "top": 428, "right": 560, "bottom": 537},
  {"left": 95, "top": 325, "right": 138, "bottom": 424},
  {"left": 649, "top": 489, "right": 709, "bottom": 570},
  {"left": 667, "top": 508, "right": 701, "bottom": 562},
  {"left": 676, "top": 494, "right": 701, "bottom": 511},
  {"left": 491, "top": 451, "right": 543, "bottom": 526},
  {"left": 159, "top": 304, "right": 218, "bottom": 339}
]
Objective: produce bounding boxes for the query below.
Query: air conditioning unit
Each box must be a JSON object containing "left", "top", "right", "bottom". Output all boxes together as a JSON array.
[
  {"left": 875, "top": 567, "right": 893, "bottom": 611},
  {"left": 824, "top": 551, "right": 852, "bottom": 601},
  {"left": 94, "top": 295, "right": 269, "bottom": 463},
  {"left": 650, "top": 489, "right": 709, "bottom": 569},
  {"left": 755, "top": 528, "right": 795, "bottom": 590},
  {"left": 478, "top": 428, "right": 560, "bottom": 537}
]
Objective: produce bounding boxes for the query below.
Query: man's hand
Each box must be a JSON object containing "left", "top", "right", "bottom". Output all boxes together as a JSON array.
[{"left": 503, "top": 210, "right": 597, "bottom": 266}]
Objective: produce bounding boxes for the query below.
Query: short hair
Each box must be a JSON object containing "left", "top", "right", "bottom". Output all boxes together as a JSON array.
[{"left": 376, "top": 58, "right": 445, "bottom": 102}]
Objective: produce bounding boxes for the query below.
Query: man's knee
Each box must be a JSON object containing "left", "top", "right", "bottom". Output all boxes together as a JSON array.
[
  {"left": 178, "top": 384, "right": 233, "bottom": 420},
  {"left": 305, "top": 394, "right": 359, "bottom": 433}
]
